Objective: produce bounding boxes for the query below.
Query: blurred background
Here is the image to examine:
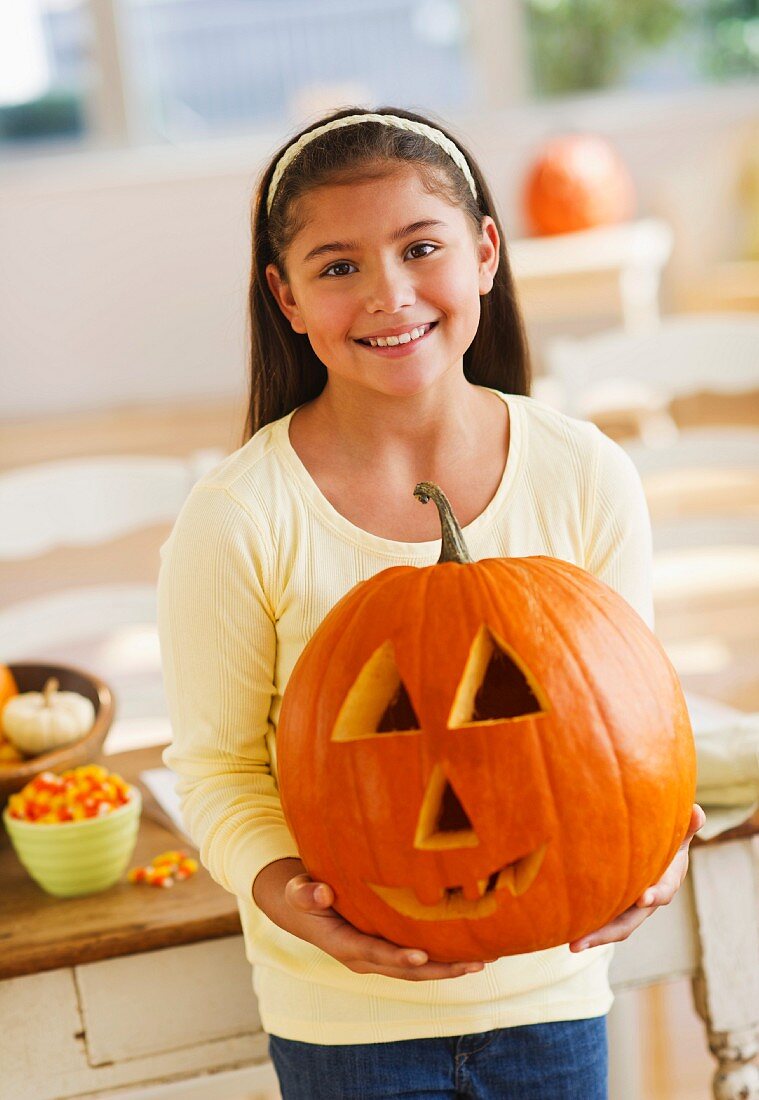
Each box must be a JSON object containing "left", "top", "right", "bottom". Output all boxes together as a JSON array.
[{"left": 0, "top": 3, "right": 758, "bottom": 1098}]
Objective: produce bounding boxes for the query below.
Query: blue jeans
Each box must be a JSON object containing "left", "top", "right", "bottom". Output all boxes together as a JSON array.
[{"left": 268, "top": 1015, "right": 608, "bottom": 1099}]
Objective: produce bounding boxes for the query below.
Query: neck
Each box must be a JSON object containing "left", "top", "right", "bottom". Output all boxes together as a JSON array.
[{"left": 309, "top": 370, "right": 489, "bottom": 471}]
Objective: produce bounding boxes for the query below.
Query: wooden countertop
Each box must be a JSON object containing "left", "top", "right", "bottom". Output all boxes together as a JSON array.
[
  {"left": 2, "top": 744, "right": 756, "bottom": 983},
  {"left": 0, "top": 745, "right": 241, "bottom": 980}
]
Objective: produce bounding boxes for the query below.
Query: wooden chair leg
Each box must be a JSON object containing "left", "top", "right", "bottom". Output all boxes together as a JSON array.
[
  {"left": 689, "top": 841, "right": 759, "bottom": 1100},
  {"left": 692, "top": 973, "right": 759, "bottom": 1100}
]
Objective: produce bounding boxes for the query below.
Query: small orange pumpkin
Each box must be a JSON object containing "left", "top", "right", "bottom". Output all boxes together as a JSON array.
[
  {"left": 523, "top": 133, "right": 636, "bottom": 236},
  {"left": 277, "top": 484, "right": 696, "bottom": 962},
  {"left": 0, "top": 660, "right": 18, "bottom": 721},
  {"left": 0, "top": 665, "right": 18, "bottom": 713},
  {"left": 0, "top": 665, "right": 22, "bottom": 766}
]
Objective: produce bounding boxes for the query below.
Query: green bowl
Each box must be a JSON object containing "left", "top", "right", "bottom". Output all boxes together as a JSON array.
[{"left": 2, "top": 787, "right": 142, "bottom": 898}]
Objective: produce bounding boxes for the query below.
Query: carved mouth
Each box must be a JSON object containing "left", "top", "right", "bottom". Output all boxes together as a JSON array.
[{"left": 367, "top": 842, "right": 548, "bottom": 921}]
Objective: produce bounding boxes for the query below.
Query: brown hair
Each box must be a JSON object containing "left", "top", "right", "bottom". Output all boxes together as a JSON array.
[{"left": 243, "top": 105, "right": 531, "bottom": 442}]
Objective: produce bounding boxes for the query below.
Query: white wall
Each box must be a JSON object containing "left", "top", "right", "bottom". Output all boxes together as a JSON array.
[{"left": 0, "top": 84, "right": 756, "bottom": 420}]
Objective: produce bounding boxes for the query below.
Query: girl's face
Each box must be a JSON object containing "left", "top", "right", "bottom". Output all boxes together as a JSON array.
[{"left": 265, "top": 166, "right": 499, "bottom": 400}]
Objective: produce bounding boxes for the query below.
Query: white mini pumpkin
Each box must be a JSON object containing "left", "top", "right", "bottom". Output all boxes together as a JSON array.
[{"left": 1, "top": 678, "right": 96, "bottom": 756}]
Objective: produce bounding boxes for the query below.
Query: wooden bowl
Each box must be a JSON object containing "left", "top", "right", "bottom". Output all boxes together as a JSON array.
[{"left": 0, "top": 663, "right": 115, "bottom": 804}]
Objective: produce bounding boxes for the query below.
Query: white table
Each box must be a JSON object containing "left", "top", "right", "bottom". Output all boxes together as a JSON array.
[{"left": 510, "top": 217, "right": 674, "bottom": 333}]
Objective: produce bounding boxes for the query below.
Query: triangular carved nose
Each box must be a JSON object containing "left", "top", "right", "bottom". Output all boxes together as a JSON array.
[{"left": 414, "top": 763, "right": 479, "bottom": 850}]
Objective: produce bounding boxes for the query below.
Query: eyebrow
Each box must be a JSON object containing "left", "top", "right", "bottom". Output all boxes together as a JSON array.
[{"left": 302, "top": 220, "right": 448, "bottom": 264}]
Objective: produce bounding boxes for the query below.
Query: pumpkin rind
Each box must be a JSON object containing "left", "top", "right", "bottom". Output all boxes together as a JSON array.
[
  {"left": 277, "top": 493, "right": 696, "bottom": 962},
  {"left": 522, "top": 133, "right": 636, "bottom": 237}
]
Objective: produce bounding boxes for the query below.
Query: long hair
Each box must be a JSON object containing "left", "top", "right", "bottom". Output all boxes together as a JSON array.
[{"left": 243, "top": 105, "right": 531, "bottom": 442}]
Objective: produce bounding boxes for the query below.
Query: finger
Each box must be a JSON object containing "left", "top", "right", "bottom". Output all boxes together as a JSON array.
[
  {"left": 571, "top": 904, "right": 651, "bottom": 951},
  {"left": 286, "top": 875, "right": 335, "bottom": 912},
  {"left": 687, "top": 803, "right": 707, "bottom": 839},
  {"left": 678, "top": 804, "right": 707, "bottom": 849},
  {"left": 293, "top": 894, "right": 491, "bottom": 977},
  {"left": 348, "top": 958, "right": 487, "bottom": 982},
  {"left": 635, "top": 809, "right": 705, "bottom": 908},
  {"left": 635, "top": 856, "right": 686, "bottom": 907},
  {"left": 636, "top": 883, "right": 676, "bottom": 908},
  {"left": 321, "top": 920, "right": 487, "bottom": 978}
]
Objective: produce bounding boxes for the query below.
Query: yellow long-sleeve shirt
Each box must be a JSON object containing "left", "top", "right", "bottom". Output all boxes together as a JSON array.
[{"left": 157, "top": 389, "right": 654, "bottom": 1045}]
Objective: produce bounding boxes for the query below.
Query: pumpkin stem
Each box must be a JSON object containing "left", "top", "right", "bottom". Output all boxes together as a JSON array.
[
  {"left": 42, "top": 678, "right": 59, "bottom": 707},
  {"left": 413, "top": 482, "right": 473, "bottom": 564}
]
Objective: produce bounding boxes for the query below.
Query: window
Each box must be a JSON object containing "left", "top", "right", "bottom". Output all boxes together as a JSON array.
[
  {"left": 120, "top": 0, "right": 475, "bottom": 141},
  {"left": 523, "top": 0, "right": 758, "bottom": 98},
  {"left": 0, "top": 0, "right": 92, "bottom": 149},
  {"left": 0, "top": 1, "right": 755, "bottom": 155},
  {"left": 0, "top": 0, "right": 476, "bottom": 153}
]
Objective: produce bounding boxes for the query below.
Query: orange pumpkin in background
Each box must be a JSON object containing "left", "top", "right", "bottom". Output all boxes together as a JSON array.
[
  {"left": 0, "top": 665, "right": 22, "bottom": 766},
  {"left": 523, "top": 133, "right": 636, "bottom": 236},
  {"left": 0, "top": 665, "right": 18, "bottom": 712},
  {"left": 277, "top": 484, "right": 696, "bottom": 963}
]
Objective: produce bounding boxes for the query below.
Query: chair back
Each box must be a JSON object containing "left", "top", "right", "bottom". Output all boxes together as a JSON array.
[
  {"left": 0, "top": 449, "right": 224, "bottom": 747},
  {"left": 546, "top": 313, "right": 759, "bottom": 424}
]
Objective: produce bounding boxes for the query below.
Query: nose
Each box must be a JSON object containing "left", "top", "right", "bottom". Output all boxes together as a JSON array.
[
  {"left": 364, "top": 260, "right": 416, "bottom": 314},
  {"left": 414, "top": 764, "right": 479, "bottom": 852}
]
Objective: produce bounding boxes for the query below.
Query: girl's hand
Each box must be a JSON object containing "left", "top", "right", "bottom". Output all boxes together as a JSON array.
[
  {"left": 568, "top": 804, "right": 707, "bottom": 953},
  {"left": 253, "top": 857, "right": 490, "bottom": 981}
]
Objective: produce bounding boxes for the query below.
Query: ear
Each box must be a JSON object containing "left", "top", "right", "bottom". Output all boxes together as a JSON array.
[
  {"left": 477, "top": 217, "right": 500, "bottom": 296},
  {"left": 265, "top": 263, "right": 308, "bottom": 334}
]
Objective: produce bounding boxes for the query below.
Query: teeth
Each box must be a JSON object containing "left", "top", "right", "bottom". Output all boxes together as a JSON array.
[
  {"left": 365, "top": 324, "right": 430, "bottom": 348},
  {"left": 499, "top": 844, "right": 548, "bottom": 897},
  {"left": 460, "top": 876, "right": 487, "bottom": 902},
  {"left": 414, "top": 882, "right": 444, "bottom": 906},
  {"left": 514, "top": 843, "right": 547, "bottom": 894}
]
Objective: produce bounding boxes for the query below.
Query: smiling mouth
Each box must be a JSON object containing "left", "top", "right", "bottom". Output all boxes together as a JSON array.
[
  {"left": 355, "top": 322, "right": 437, "bottom": 349},
  {"left": 367, "top": 843, "right": 548, "bottom": 921}
]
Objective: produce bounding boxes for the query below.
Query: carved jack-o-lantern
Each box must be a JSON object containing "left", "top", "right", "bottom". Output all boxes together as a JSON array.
[{"left": 277, "top": 484, "right": 696, "bottom": 962}]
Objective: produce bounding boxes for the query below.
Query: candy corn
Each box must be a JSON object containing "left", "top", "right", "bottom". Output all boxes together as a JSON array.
[
  {"left": 8, "top": 766, "right": 132, "bottom": 823},
  {"left": 128, "top": 850, "right": 198, "bottom": 888}
]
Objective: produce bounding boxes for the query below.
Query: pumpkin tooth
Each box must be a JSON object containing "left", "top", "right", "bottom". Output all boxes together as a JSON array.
[
  {"left": 461, "top": 876, "right": 485, "bottom": 902},
  {"left": 512, "top": 843, "right": 548, "bottom": 896},
  {"left": 414, "top": 882, "right": 445, "bottom": 907},
  {"left": 498, "top": 865, "right": 517, "bottom": 896}
]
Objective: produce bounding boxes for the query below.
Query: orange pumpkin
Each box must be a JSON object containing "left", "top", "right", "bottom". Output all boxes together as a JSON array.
[
  {"left": 0, "top": 665, "right": 18, "bottom": 716},
  {"left": 0, "top": 665, "right": 22, "bottom": 766},
  {"left": 277, "top": 484, "right": 696, "bottom": 962},
  {"left": 523, "top": 133, "right": 636, "bottom": 236}
]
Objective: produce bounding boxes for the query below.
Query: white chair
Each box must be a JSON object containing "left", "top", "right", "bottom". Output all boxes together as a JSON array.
[
  {"left": 544, "top": 313, "right": 759, "bottom": 442},
  {"left": 0, "top": 449, "right": 224, "bottom": 752}
]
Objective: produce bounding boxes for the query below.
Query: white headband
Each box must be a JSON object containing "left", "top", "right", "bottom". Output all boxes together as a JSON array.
[{"left": 266, "top": 113, "right": 478, "bottom": 216}]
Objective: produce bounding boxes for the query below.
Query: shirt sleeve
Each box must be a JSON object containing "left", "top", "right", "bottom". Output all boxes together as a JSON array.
[
  {"left": 583, "top": 427, "right": 655, "bottom": 631},
  {"left": 157, "top": 483, "right": 300, "bottom": 903}
]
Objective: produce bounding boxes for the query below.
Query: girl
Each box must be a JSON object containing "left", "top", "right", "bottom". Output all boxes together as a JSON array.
[{"left": 157, "top": 105, "right": 704, "bottom": 1099}]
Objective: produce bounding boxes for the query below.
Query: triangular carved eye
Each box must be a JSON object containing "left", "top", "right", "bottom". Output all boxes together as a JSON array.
[
  {"left": 447, "top": 625, "right": 548, "bottom": 728},
  {"left": 331, "top": 640, "right": 421, "bottom": 741}
]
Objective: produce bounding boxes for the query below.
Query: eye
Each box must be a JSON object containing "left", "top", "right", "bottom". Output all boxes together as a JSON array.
[
  {"left": 447, "top": 625, "right": 549, "bottom": 728},
  {"left": 321, "top": 261, "right": 356, "bottom": 279},
  {"left": 407, "top": 242, "right": 437, "bottom": 259},
  {"left": 320, "top": 243, "right": 437, "bottom": 279},
  {"left": 331, "top": 641, "right": 421, "bottom": 742}
]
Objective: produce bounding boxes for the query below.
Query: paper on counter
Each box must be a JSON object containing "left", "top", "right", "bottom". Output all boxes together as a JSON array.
[{"left": 139, "top": 767, "right": 195, "bottom": 845}]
